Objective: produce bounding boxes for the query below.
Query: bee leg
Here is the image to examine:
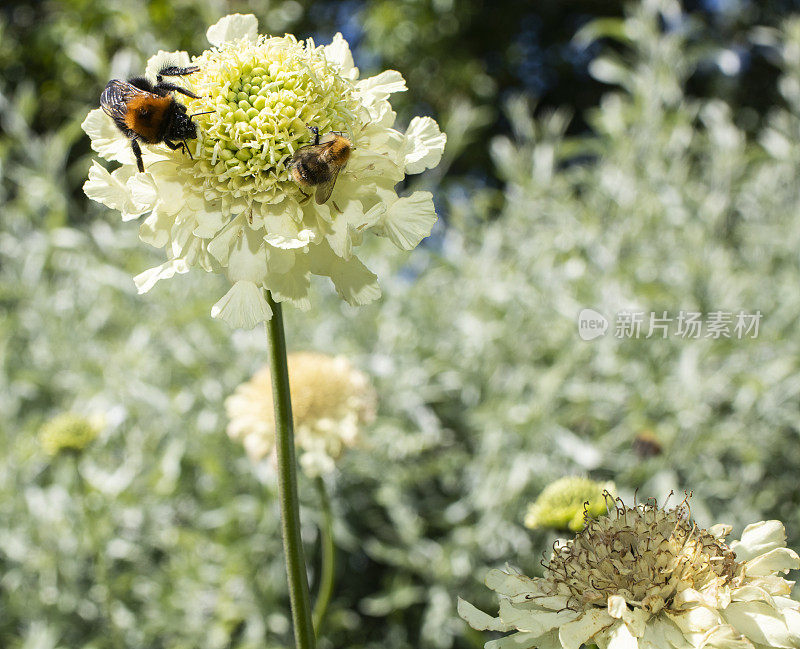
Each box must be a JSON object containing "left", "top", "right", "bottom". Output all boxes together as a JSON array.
[
  {"left": 131, "top": 139, "right": 145, "bottom": 173},
  {"left": 298, "top": 190, "right": 311, "bottom": 204},
  {"left": 158, "top": 65, "right": 200, "bottom": 78},
  {"left": 332, "top": 200, "right": 342, "bottom": 213},
  {"left": 307, "top": 125, "right": 320, "bottom": 145},
  {"left": 164, "top": 139, "right": 192, "bottom": 158},
  {"left": 155, "top": 82, "right": 201, "bottom": 99}
]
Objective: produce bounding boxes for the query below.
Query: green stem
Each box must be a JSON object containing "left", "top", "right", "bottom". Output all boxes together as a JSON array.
[
  {"left": 312, "top": 476, "right": 336, "bottom": 636},
  {"left": 72, "top": 456, "right": 124, "bottom": 649},
  {"left": 265, "top": 292, "right": 316, "bottom": 649}
]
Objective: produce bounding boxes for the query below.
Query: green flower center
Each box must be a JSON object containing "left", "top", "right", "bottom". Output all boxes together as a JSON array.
[{"left": 183, "top": 35, "right": 364, "bottom": 204}]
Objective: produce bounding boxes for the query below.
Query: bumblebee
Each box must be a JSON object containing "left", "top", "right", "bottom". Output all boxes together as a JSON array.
[
  {"left": 289, "top": 126, "right": 352, "bottom": 206},
  {"left": 100, "top": 65, "right": 206, "bottom": 173}
]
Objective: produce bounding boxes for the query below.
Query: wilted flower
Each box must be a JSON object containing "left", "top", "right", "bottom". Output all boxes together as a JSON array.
[
  {"left": 225, "top": 352, "right": 376, "bottom": 476},
  {"left": 459, "top": 496, "right": 800, "bottom": 649},
  {"left": 40, "top": 413, "right": 102, "bottom": 456},
  {"left": 82, "top": 14, "right": 446, "bottom": 328},
  {"left": 524, "top": 477, "right": 615, "bottom": 532}
]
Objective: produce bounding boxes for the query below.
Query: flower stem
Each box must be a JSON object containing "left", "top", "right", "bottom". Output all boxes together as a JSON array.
[
  {"left": 265, "top": 293, "right": 316, "bottom": 649},
  {"left": 72, "top": 455, "right": 124, "bottom": 649},
  {"left": 312, "top": 476, "right": 336, "bottom": 636}
]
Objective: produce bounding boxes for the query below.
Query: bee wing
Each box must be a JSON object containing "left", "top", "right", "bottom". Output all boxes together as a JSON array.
[
  {"left": 291, "top": 141, "right": 331, "bottom": 163},
  {"left": 314, "top": 164, "right": 342, "bottom": 205},
  {"left": 100, "top": 79, "right": 151, "bottom": 123}
]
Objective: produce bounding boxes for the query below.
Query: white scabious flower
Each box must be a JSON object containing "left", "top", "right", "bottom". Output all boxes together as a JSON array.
[
  {"left": 459, "top": 496, "right": 800, "bottom": 649},
  {"left": 82, "top": 14, "right": 446, "bottom": 328},
  {"left": 225, "top": 352, "right": 376, "bottom": 476}
]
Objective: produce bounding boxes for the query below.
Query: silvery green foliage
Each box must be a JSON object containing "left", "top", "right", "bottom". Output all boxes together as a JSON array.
[
  {"left": 286, "top": 4, "right": 800, "bottom": 646},
  {"left": 4, "top": 3, "right": 800, "bottom": 649}
]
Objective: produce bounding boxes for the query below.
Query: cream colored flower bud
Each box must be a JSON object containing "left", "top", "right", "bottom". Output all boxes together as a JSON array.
[{"left": 524, "top": 476, "right": 616, "bottom": 532}]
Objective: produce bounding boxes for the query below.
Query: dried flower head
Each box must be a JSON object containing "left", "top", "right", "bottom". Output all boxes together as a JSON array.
[
  {"left": 524, "top": 477, "right": 616, "bottom": 532},
  {"left": 460, "top": 495, "right": 800, "bottom": 649},
  {"left": 40, "top": 413, "right": 102, "bottom": 456},
  {"left": 225, "top": 352, "right": 376, "bottom": 476},
  {"left": 83, "top": 14, "right": 446, "bottom": 328}
]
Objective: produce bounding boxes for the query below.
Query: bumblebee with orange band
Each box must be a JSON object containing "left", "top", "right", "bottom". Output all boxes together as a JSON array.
[
  {"left": 100, "top": 65, "right": 211, "bottom": 173},
  {"left": 289, "top": 126, "right": 352, "bottom": 209}
]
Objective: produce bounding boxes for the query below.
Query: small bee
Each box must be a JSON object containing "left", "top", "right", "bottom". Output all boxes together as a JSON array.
[
  {"left": 289, "top": 126, "right": 352, "bottom": 208},
  {"left": 100, "top": 65, "right": 209, "bottom": 173}
]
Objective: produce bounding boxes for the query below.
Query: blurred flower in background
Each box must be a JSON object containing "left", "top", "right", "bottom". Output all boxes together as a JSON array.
[
  {"left": 82, "top": 13, "right": 446, "bottom": 329},
  {"left": 226, "top": 352, "right": 376, "bottom": 476},
  {"left": 460, "top": 497, "right": 800, "bottom": 649},
  {"left": 523, "top": 476, "right": 615, "bottom": 532},
  {"left": 39, "top": 412, "right": 103, "bottom": 456}
]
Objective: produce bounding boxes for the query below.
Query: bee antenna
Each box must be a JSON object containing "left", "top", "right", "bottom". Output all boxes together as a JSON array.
[{"left": 190, "top": 110, "right": 215, "bottom": 117}]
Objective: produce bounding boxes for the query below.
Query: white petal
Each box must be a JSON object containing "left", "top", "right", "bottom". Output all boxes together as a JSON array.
[
  {"left": 737, "top": 577, "right": 793, "bottom": 598},
  {"left": 380, "top": 191, "right": 437, "bottom": 250},
  {"left": 227, "top": 227, "right": 268, "bottom": 283},
  {"left": 485, "top": 631, "right": 541, "bottom": 649},
  {"left": 83, "top": 162, "right": 142, "bottom": 220},
  {"left": 210, "top": 280, "right": 272, "bottom": 329},
  {"left": 356, "top": 70, "right": 407, "bottom": 104},
  {"left": 607, "top": 621, "right": 639, "bottom": 649},
  {"left": 264, "top": 252, "right": 310, "bottom": 309},
  {"left": 133, "top": 259, "right": 189, "bottom": 294},
  {"left": 457, "top": 598, "right": 512, "bottom": 632},
  {"left": 266, "top": 247, "right": 297, "bottom": 274},
  {"left": 265, "top": 271, "right": 311, "bottom": 311},
  {"left": 264, "top": 228, "right": 317, "bottom": 250},
  {"left": 731, "top": 522, "right": 788, "bottom": 561},
  {"left": 325, "top": 201, "right": 366, "bottom": 259},
  {"left": 709, "top": 524, "right": 733, "bottom": 540},
  {"left": 484, "top": 569, "right": 540, "bottom": 598},
  {"left": 699, "top": 625, "right": 755, "bottom": 649},
  {"left": 149, "top": 163, "right": 190, "bottom": 215},
  {"left": 127, "top": 173, "right": 159, "bottom": 213},
  {"left": 640, "top": 617, "right": 690, "bottom": 649},
  {"left": 723, "top": 601, "right": 798, "bottom": 648},
  {"left": 782, "top": 603, "right": 800, "bottom": 640},
  {"left": 138, "top": 207, "right": 172, "bottom": 248},
  {"left": 668, "top": 607, "right": 723, "bottom": 637},
  {"left": 559, "top": 609, "right": 615, "bottom": 649},
  {"left": 608, "top": 596, "right": 628, "bottom": 619},
  {"left": 144, "top": 50, "right": 191, "bottom": 83},
  {"left": 208, "top": 216, "right": 246, "bottom": 265},
  {"left": 206, "top": 14, "right": 258, "bottom": 47},
  {"left": 498, "top": 600, "right": 578, "bottom": 636},
  {"left": 745, "top": 548, "right": 800, "bottom": 577},
  {"left": 192, "top": 207, "right": 229, "bottom": 238},
  {"left": 309, "top": 244, "right": 380, "bottom": 306},
  {"left": 81, "top": 109, "right": 132, "bottom": 163},
  {"left": 323, "top": 33, "right": 359, "bottom": 80},
  {"left": 402, "top": 116, "right": 447, "bottom": 174}
]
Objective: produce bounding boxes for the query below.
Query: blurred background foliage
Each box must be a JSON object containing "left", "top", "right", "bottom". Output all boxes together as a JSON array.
[{"left": 3, "top": 0, "right": 800, "bottom": 648}]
